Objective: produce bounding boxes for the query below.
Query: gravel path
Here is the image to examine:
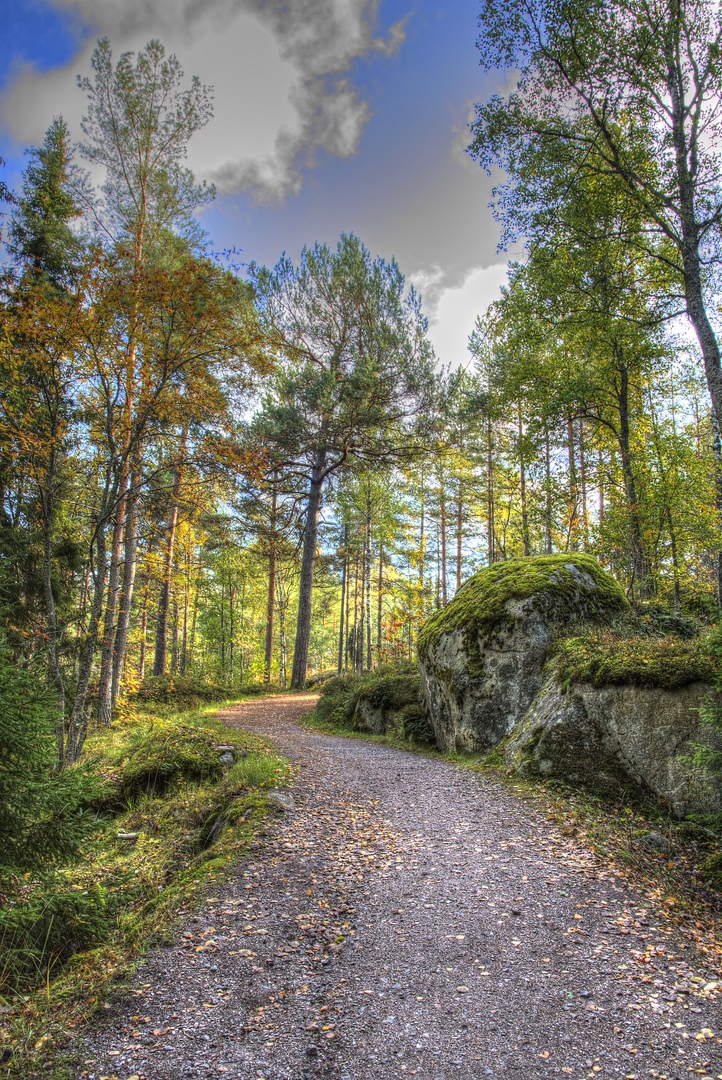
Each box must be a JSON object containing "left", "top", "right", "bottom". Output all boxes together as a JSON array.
[{"left": 80, "top": 693, "right": 722, "bottom": 1080}]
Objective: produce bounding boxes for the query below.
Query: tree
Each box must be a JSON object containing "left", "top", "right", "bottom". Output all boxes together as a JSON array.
[
  {"left": 249, "top": 233, "right": 435, "bottom": 688},
  {"left": 76, "top": 38, "right": 215, "bottom": 723},
  {"left": 7, "top": 118, "right": 83, "bottom": 289},
  {"left": 469, "top": 0, "right": 722, "bottom": 425}
]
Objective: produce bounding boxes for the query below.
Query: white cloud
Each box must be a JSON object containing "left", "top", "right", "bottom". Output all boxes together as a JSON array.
[
  {"left": 416, "top": 262, "right": 510, "bottom": 370},
  {"left": 1, "top": 0, "right": 407, "bottom": 203}
]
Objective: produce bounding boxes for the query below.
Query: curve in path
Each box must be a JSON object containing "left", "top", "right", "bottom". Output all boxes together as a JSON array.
[{"left": 82, "top": 693, "right": 722, "bottom": 1080}]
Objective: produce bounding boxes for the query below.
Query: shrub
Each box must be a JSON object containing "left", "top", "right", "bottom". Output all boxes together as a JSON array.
[{"left": 0, "top": 649, "right": 101, "bottom": 874}]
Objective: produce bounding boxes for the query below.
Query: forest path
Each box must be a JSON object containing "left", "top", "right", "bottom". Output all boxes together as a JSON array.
[{"left": 82, "top": 693, "right": 722, "bottom": 1080}]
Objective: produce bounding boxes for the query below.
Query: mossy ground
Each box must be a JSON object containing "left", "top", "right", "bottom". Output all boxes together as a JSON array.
[
  {"left": 0, "top": 691, "right": 290, "bottom": 1079},
  {"left": 417, "top": 553, "right": 630, "bottom": 663},
  {"left": 552, "top": 628, "right": 720, "bottom": 690}
]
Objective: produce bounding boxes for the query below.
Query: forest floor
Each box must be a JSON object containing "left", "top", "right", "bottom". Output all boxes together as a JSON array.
[{"left": 76, "top": 692, "right": 722, "bottom": 1080}]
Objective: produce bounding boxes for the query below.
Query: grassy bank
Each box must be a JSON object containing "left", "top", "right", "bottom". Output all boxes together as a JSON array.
[{"left": 0, "top": 688, "right": 290, "bottom": 1079}]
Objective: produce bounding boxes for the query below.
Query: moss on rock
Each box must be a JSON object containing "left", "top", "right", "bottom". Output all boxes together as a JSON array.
[
  {"left": 417, "top": 553, "right": 629, "bottom": 659},
  {"left": 552, "top": 630, "right": 719, "bottom": 691}
]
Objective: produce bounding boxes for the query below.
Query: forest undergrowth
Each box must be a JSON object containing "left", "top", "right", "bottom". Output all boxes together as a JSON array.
[{"left": 0, "top": 684, "right": 291, "bottom": 1079}]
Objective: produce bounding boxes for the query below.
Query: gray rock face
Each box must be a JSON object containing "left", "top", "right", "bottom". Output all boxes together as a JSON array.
[
  {"left": 417, "top": 554, "right": 629, "bottom": 754},
  {"left": 353, "top": 698, "right": 391, "bottom": 735},
  {"left": 505, "top": 669, "right": 722, "bottom": 816}
]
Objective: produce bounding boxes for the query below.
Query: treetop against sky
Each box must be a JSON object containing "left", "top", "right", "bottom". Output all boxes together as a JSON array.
[{"left": 0, "top": 0, "right": 513, "bottom": 369}]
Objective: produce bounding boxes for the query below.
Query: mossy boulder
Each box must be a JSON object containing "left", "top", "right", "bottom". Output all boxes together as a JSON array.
[
  {"left": 418, "top": 553, "right": 630, "bottom": 754},
  {"left": 352, "top": 672, "right": 424, "bottom": 735},
  {"left": 505, "top": 662, "right": 722, "bottom": 816},
  {"left": 120, "top": 725, "right": 237, "bottom": 799}
]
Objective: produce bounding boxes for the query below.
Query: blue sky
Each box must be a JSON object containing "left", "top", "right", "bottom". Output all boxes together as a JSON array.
[{"left": 0, "top": 0, "right": 514, "bottom": 365}]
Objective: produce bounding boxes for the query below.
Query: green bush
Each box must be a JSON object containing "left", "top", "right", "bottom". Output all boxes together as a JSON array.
[
  {"left": 132, "top": 674, "right": 232, "bottom": 707},
  {"left": 0, "top": 649, "right": 101, "bottom": 874}
]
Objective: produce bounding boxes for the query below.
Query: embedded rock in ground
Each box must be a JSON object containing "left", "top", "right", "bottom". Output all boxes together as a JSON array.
[
  {"left": 417, "top": 553, "right": 630, "bottom": 754},
  {"left": 504, "top": 668, "right": 722, "bottom": 816}
]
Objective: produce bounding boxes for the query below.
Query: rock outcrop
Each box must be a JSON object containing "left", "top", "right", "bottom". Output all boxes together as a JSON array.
[
  {"left": 417, "top": 553, "right": 629, "bottom": 754},
  {"left": 417, "top": 553, "right": 722, "bottom": 815},
  {"left": 505, "top": 664, "right": 722, "bottom": 816}
]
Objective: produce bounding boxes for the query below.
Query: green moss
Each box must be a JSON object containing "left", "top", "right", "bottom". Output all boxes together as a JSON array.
[
  {"left": 417, "top": 553, "right": 629, "bottom": 658},
  {"left": 553, "top": 631, "right": 719, "bottom": 690},
  {"left": 120, "top": 724, "right": 234, "bottom": 798}
]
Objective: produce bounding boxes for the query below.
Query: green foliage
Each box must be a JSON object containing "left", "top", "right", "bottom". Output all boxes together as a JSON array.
[
  {"left": 132, "top": 674, "right": 233, "bottom": 707},
  {"left": 314, "top": 662, "right": 434, "bottom": 743},
  {"left": 8, "top": 116, "right": 83, "bottom": 287},
  {"left": 0, "top": 651, "right": 100, "bottom": 874},
  {"left": 315, "top": 672, "right": 363, "bottom": 725},
  {"left": 0, "top": 695, "right": 288, "bottom": 1004},
  {"left": 417, "top": 552, "right": 629, "bottom": 656},
  {"left": 553, "top": 630, "right": 719, "bottom": 690}
]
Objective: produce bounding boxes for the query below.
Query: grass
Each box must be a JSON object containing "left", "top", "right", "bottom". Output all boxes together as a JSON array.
[{"left": 0, "top": 690, "right": 290, "bottom": 1079}]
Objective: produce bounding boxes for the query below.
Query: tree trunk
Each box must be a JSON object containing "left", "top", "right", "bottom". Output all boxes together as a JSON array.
[
  {"left": 67, "top": 524, "right": 108, "bottom": 763},
  {"left": 566, "top": 417, "right": 578, "bottom": 552},
  {"left": 264, "top": 483, "right": 278, "bottom": 683},
  {"left": 615, "top": 358, "right": 646, "bottom": 596},
  {"left": 344, "top": 541, "right": 352, "bottom": 670},
  {"left": 97, "top": 466, "right": 128, "bottom": 724},
  {"left": 137, "top": 533, "right": 154, "bottom": 681},
  {"left": 377, "top": 540, "right": 383, "bottom": 654},
  {"left": 579, "top": 418, "right": 588, "bottom": 545},
  {"left": 290, "top": 448, "right": 326, "bottom": 689},
  {"left": 544, "top": 428, "right": 553, "bottom": 553},
  {"left": 518, "top": 403, "right": 530, "bottom": 556},
  {"left": 440, "top": 478, "right": 447, "bottom": 605},
  {"left": 153, "top": 429, "right": 187, "bottom": 676},
  {"left": 365, "top": 510, "right": 372, "bottom": 671},
  {"left": 337, "top": 523, "right": 348, "bottom": 674},
  {"left": 487, "top": 416, "right": 495, "bottom": 564},
  {"left": 711, "top": 408, "right": 722, "bottom": 607},
  {"left": 40, "top": 448, "right": 65, "bottom": 766},
  {"left": 181, "top": 543, "right": 190, "bottom": 676},
  {"left": 456, "top": 480, "right": 463, "bottom": 592},
  {"left": 111, "top": 462, "right": 141, "bottom": 707},
  {"left": 352, "top": 552, "right": 359, "bottom": 671}
]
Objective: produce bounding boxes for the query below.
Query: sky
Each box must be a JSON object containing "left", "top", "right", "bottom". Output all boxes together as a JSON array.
[{"left": 0, "top": 0, "right": 517, "bottom": 367}]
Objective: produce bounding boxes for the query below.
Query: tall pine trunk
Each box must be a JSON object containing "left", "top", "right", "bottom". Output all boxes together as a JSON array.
[
  {"left": 264, "top": 483, "right": 278, "bottom": 684},
  {"left": 337, "top": 523, "right": 348, "bottom": 674},
  {"left": 111, "top": 462, "right": 141, "bottom": 708},
  {"left": 97, "top": 467, "right": 128, "bottom": 724},
  {"left": 290, "top": 449, "right": 326, "bottom": 689},
  {"left": 153, "top": 429, "right": 187, "bottom": 676}
]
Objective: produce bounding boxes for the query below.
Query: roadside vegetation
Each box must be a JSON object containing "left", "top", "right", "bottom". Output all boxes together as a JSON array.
[{"left": 0, "top": 670, "right": 289, "bottom": 1078}]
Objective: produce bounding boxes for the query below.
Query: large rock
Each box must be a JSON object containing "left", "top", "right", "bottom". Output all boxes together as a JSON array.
[
  {"left": 505, "top": 665, "right": 722, "bottom": 816},
  {"left": 417, "top": 553, "right": 630, "bottom": 753}
]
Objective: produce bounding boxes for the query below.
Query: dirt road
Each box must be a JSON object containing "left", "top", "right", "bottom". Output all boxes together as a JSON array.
[{"left": 80, "top": 693, "right": 722, "bottom": 1080}]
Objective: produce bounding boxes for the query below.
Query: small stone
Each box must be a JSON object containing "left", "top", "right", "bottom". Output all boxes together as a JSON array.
[
  {"left": 219, "top": 752, "right": 234, "bottom": 766},
  {"left": 640, "top": 831, "right": 675, "bottom": 854},
  {"left": 305, "top": 1046, "right": 319, "bottom": 1058},
  {"left": 264, "top": 790, "right": 296, "bottom": 811}
]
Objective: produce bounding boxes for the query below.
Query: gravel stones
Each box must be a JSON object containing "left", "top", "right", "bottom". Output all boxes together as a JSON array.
[{"left": 76, "top": 692, "right": 722, "bottom": 1080}]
